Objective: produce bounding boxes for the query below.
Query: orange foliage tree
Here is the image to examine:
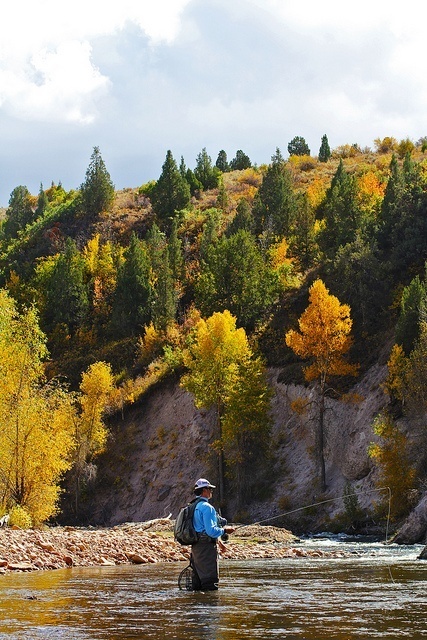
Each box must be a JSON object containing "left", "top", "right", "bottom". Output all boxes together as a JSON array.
[{"left": 285, "top": 279, "right": 358, "bottom": 490}]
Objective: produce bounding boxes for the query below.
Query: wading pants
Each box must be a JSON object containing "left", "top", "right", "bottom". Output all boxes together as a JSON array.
[{"left": 191, "top": 534, "right": 219, "bottom": 590}]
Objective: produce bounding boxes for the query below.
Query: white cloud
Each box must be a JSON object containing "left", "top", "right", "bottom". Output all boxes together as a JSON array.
[
  {"left": 0, "top": 0, "right": 427, "bottom": 205},
  {"left": 0, "top": 0, "right": 192, "bottom": 123},
  {"left": 0, "top": 41, "right": 110, "bottom": 123}
]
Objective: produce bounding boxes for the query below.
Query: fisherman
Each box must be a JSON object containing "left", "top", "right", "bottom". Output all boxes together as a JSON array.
[{"left": 191, "top": 478, "right": 235, "bottom": 591}]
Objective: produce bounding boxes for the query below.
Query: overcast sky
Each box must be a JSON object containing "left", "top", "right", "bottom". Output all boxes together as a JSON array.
[{"left": 0, "top": 0, "right": 425, "bottom": 206}]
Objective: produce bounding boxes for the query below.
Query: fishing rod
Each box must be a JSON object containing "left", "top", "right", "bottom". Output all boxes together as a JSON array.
[
  {"left": 178, "top": 487, "right": 392, "bottom": 590},
  {"left": 231, "top": 486, "right": 392, "bottom": 543}
]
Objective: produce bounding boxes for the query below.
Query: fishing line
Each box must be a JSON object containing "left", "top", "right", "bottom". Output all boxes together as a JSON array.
[
  {"left": 229, "top": 486, "right": 396, "bottom": 584},
  {"left": 234, "top": 486, "right": 392, "bottom": 544},
  {"left": 180, "top": 487, "right": 394, "bottom": 590}
]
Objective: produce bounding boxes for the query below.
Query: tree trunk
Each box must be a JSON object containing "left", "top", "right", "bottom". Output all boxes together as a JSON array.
[
  {"left": 217, "top": 401, "right": 225, "bottom": 506},
  {"left": 318, "top": 387, "right": 327, "bottom": 492}
]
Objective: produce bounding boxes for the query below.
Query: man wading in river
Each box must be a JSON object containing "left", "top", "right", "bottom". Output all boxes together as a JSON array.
[{"left": 191, "top": 478, "right": 235, "bottom": 591}]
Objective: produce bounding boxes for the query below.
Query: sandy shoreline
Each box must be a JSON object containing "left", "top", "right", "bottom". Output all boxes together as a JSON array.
[{"left": 0, "top": 519, "right": 346, "bottom": 574}]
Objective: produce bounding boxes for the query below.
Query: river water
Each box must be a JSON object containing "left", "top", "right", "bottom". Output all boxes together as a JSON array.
[{"left": 0, "top": 537, "right": 426, "bottom": 639}]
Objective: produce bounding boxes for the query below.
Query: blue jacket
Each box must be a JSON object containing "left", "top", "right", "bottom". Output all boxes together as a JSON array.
[{"left": 193, "top": 497, "right": 226, "bottom": 539}]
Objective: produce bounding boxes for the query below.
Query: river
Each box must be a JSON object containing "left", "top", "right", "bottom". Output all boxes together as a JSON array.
[{"left": 0, "top": 537, "right": 426, "bottom": 639}]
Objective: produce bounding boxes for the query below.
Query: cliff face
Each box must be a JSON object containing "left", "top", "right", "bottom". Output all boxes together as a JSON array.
[{"left": 86, "top": 354, "right": 427, "bottom": 540}]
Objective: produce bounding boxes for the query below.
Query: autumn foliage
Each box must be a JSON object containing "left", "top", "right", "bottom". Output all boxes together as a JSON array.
[
  {"left": 285, "top": 279, "right": 358, "bottom": 385},
  {"left": 285, "top": 279, "right": 358, "bottom": 490}
]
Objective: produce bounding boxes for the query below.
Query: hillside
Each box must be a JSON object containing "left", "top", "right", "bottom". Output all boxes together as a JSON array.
[
  {"left": 82, "top": 355, "right": 392, "bottom": 534},
  {"left": 2, "top": 138, "right": 427, "bottom": 539}
]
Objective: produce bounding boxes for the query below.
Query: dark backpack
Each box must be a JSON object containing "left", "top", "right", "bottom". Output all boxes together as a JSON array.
[{"left": 174, "top": 497, "right": 203, "bottom": 545}]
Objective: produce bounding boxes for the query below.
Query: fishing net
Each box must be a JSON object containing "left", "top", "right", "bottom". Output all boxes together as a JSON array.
[{"left": 178, "top": 562, "right": 194, "bottom": 591}]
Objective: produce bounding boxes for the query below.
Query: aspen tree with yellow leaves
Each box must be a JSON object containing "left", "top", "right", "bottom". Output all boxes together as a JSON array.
[
  {"left": 181, "top": 310, "right": 271, "bottom": 505},
  {"left": 285, "top": 279, "right": 358, "bottom": 491},
  {"left": 71, "top": 361, "right": 114, "bottom": 518},
  {"left": 0, "top": 290, "right": 75, "bottom": 525}
]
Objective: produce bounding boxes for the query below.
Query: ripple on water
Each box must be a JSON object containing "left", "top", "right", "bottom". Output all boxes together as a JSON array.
[{"left": 1, "top": 544, "right": 427, "bottom": 639}]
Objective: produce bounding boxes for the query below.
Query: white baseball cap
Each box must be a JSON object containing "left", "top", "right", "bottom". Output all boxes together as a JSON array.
[{"left": 194, "top": 478, "right": 216, "bottom": 490}]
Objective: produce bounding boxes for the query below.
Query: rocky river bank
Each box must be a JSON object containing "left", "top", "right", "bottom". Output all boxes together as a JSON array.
[{"left": 0, "top": 518, "right": 354, "bottom": 574}]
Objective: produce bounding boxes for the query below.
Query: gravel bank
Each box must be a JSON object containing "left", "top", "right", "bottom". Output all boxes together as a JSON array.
[{"left": 0, "top": 519, "right": 345, "bottom": 574}]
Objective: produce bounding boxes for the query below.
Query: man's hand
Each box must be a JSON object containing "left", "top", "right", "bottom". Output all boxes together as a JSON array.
[{"left": 224, "top": 526, "right": 235, "bottom": 534}]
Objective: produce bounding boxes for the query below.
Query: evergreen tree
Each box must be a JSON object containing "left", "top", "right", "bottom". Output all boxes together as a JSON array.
[
  {"left": 395, "top": 272, "right": 427, "bottom": 354},
  {"left": 196, "top": 229, "right": 279, "bottom": 330},
  {"left": 229, "top": 149, "right": 252, "bottom": 170},
  {"left": 194, "top": 148, "right": 220, "bottom": 190},
  {"left": 146, "top": 224, "right": 177, "bottom": 331},
  {"left": 3, "top": 185, "right": 34, "bottom": 238},
  {"left": 168, "top": 219, "right": 185, "bottom": 285},
  {"left": 199, "top": 209, "right": 221, "bottom": 261},
  {"left": 253, "top": 148, "right": 296, "bottom": 238},
  {"left": 333, "top": 236, "right": 389, "bottom": 335},
  {"left": 385, "top": 156, "right": 427, "bottom": 274},
  {"left": 226, "top": 198, "right": 254, "bottom": 236},
  {"left": 216, "top": 178, "right": 228, "bottom": 212},
  {"left": 317, "top": 159, "right": 362, "bottom": 259},
  {"left": 185, "top": 167, "right": 203, "bottom": 196},
  {"left": 179, "top": 156, "right": 187, "bottom": 179},
  {"left": 318, "top": 134, "right": 331, "bottom": 162},
  {"left": 36, "top": 183, "right": 49, "bottom": 218},
  {"left": 80, "top": 146, "right": 115, "bottom": 217},
  {"left": 288, "top": 136, "right": 311, "bottom": 156},
  {"left": 377, "top": 154, "right": 405, "bottom": 255},
  {"left": 43, "top": 238, "right": 90, "bottom": 335},
  {"left": 215, "top": 150, "right": 229, "bottom": 172},
  {"left": 151, "top": 150, "right": 191, "bottom": 231},
  {"left": 290, "top": 193, "right": 318, "bottom": 269},
  {"left": 110, "top": 233, "right": 152, "bottom": 337}
]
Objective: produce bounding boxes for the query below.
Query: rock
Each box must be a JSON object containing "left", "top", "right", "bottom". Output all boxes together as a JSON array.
[
  {"left": 393, "top": 494, "right": 427, "bottom": 545},
  {"left": 129, "top": 553, "right": 145, "bottom": 564},
  {"left": 38, "top": 541, "right": 55, "bottom": 552},
  {"left": 418, "top": 546, "right": 427, "bottom": 560},
  {"left": 8, "top": 562, "right": 33, "bottom": 571},
  {"left": 63, "top": 554, "right": 74, "bottom": 566}
]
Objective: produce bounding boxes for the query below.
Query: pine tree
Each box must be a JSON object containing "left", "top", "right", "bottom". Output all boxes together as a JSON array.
[
  {"left": 253, "top": 148, "right": 296, "bottom": 238},
  {"left": 168, "top": 219, "right": 185, "bottom": 285},
  {"left": 318, "top": 134, "right": 331, "bottom": 162},
  {"left": 80, "top": 146, "right": 115, "bottom": 217},
  {"left": 229, "top": 149, "right": 252, "bottom": 170},
  {"left": 196, "top": 229, "right": 279, "bottom": 331},
  {"left": 215, "top": 150, "right": 229, "bottom": 172},
  {"left": 288, "top": 136, "right": 311, "bottom": 156},
  {"left": 226, "top": 198, "right": 254, "bottom": 236},
  {"left": 43, "top": 238, "right": 90, "bottom": 335},
  {"left": 151, "top": 150, "right": 191, "bottom": 231},
  {"left": 36, "top": 183, "right": 49, "bottom": 218},
  {"left": 318, "top": 159, "right": 361, "bottom": 258},
  {"left": 110, "top": 232, "right": 152, "bottom": 337},
  {"left": 146, "top": 224, "right": 176, "bottom": 331},
  {"left": 395, "top": 272, "right": 427, "bottom": 354},
  {"left": 3, "top": 185, "right": 34, "bottom": 238},
  {"left": 194, "top": 148, "right": 220, "bottom": 190},
  {"left": 377, "top": 154, "right": 404, "bottom": 255}
]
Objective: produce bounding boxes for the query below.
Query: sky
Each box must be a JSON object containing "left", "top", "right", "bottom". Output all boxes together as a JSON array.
[{"left": 0, "top": 0, "right": 425, "bottom": 206}]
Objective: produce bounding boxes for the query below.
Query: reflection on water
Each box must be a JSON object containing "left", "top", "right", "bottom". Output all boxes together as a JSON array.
[{"left": 0, "top": 539, "right": 426, "bottom": 639}]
